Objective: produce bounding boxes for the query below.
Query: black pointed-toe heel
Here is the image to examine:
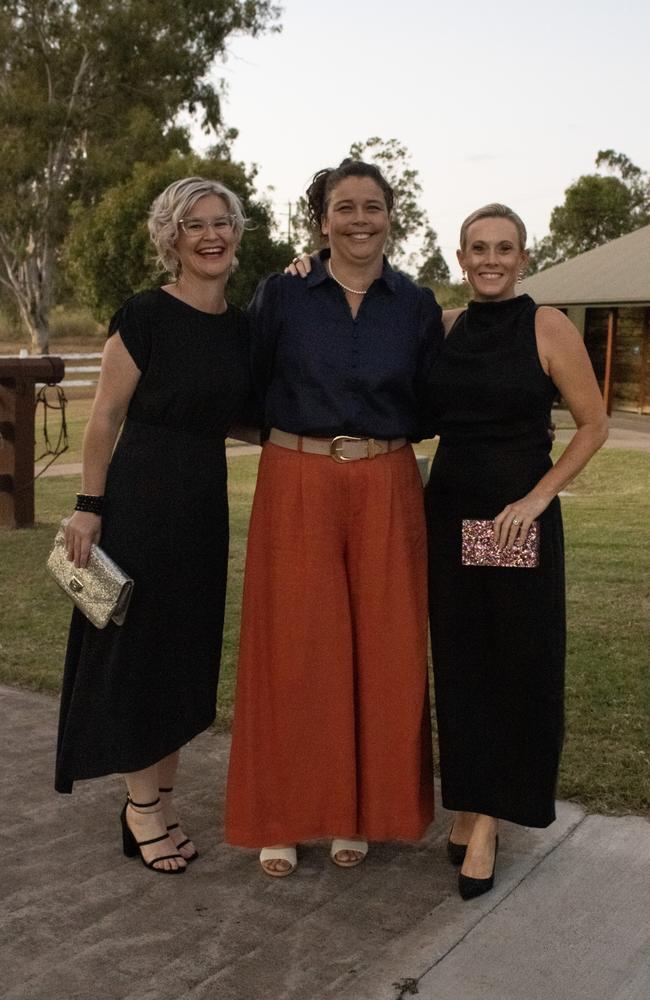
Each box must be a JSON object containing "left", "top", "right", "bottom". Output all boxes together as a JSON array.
[
  {"left": 159, "top": 786, "right": 199, "bottom": 863},
  {"left": 446, "top": 828, "right": 468, "bottom": 867},
  {"left": 120, "top": 797, "right": 186, "bottom": 874},
  {"left": 458, "top": 835, "right": 499, "bottom": 900}
]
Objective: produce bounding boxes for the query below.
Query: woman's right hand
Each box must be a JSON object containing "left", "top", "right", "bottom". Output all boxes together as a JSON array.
[{"left": 64, "top": 511, "right": 102, "bottom": 569}]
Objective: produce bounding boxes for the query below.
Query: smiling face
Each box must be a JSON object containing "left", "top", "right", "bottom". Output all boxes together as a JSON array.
[
  {"left": 175, "top": 194, "right": 238, "bottom": 282},
  {"left": 321, "top": 176, "right": 390, "bottom": 271},
  {"left": 457, "top": 217, "right": 528, "bottom": 302}
]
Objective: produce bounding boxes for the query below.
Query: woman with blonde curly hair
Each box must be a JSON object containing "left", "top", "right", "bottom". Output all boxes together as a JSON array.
[{"left": 55, "top": 176, "right": 253, "bottom": 874}]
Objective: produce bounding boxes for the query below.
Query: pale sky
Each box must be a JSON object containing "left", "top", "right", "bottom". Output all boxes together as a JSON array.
[{"left": 194, "top": 0, "right": 650, "bottom": 278}]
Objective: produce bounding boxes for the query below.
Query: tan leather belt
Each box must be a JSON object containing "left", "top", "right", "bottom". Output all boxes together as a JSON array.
[{"left": 269, "top": 428, "right": 407, "bottom": 463}]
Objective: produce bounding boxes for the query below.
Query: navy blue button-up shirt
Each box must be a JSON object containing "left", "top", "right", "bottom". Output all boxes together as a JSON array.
[{"left": 248, "top": 251, "right": 443, "bottom": 440}]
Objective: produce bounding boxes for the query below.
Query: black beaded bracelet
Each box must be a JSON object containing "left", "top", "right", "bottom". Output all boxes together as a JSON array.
[{"left": 75, "top": 493, "right": 104, "bottom": 515}]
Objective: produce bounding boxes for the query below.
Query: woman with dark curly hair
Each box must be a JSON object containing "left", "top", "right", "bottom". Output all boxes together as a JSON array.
[{"left": 225, "top": 159, "right": 443, "bottom": 876}]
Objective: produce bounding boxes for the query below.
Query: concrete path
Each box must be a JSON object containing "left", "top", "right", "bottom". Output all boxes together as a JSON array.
[{"left": 2, "top": 685, "right": 648, "bottom": 1000}]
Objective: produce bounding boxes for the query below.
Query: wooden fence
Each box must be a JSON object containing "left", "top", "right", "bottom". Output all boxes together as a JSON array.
[
  {"left": 1, "top": 351, "right": 102, "bottom": 388},
  {"left": 50, "top": 353, "right": 101, "bottom": 387}
]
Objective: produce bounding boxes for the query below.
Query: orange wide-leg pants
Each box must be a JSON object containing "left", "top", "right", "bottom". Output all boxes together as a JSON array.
[{"left": 225, "top": 442, "right": 434, "bottom": 847}]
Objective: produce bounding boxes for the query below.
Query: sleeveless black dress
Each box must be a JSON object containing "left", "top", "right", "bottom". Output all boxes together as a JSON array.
[
  {"left": 55, "top": 289, "right": 252, "bottom": 793},
  {"left": 424, "top": 294, "right": 565, "bottom": 828}
]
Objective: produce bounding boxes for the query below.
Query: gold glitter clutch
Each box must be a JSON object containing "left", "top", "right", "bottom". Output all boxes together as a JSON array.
[
  {"left": 461, "top": 519, "right": 540, "bottom": 569},
  {"left": 47, "top": 522, "right": 134, "bottom": 629}
]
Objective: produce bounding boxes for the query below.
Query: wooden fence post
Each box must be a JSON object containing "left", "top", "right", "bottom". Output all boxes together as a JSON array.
[
  {"left": 0, "top": 357, "right": 64, "bottom": 529},
  {"left": 602, "top": 308, "right": 618, "bottom": 416}
]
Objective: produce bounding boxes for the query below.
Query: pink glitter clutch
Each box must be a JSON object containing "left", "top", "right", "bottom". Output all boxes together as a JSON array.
[{"left": 461, "top": 519, "right": 540, "bottom": 568}]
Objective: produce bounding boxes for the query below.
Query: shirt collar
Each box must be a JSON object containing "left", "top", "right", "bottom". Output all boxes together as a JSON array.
[{"left": 306, "top": 248, "right": 398, "bottom": 294}]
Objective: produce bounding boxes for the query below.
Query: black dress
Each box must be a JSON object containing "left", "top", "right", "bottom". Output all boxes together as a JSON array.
[
  {"left": 424, "top": 295, "right": 565, "bottom": 828},
  {"left": 55, "top": 289, "right": 252, "bottom": 793}
]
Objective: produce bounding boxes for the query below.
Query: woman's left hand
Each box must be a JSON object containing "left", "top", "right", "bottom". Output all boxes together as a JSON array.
[
  {"left": 493, "top": 493, "right": 551, "bottom": 550},
  {"left": 284, "top": 253, "right": 313, "bottom": 277}
]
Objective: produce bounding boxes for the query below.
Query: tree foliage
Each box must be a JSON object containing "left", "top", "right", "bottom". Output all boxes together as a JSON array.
[
  {"left": 0, "top": 0, "right": 281, "bottom": 350},
  {"left": 416, "top": 226, "right": 450, "bottom": 285},
  {"left": 530, "top": 150, "right": 650, "bottom": 271},
  {"left": 596, "top": 148, "right": 650, "bottom": 213},
  {"left": 65, "top": 152, "right": 294, "bottom": 318},
  {"left": 429, "top": 281, "right": 470, "bottom": 309}
]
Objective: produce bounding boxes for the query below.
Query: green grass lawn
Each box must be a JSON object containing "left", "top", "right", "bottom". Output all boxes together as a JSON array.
[
  {"left": 555, "top": 449, "right": 650, "bottom": 815},
  {"left": 1, "top": 447, "right": 648, "bottom": 816}
]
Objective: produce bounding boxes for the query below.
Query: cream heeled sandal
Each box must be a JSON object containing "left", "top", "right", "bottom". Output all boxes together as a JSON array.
[
  {"left": 259, "top": 846, "right": 297, "bottom": 877},
  {"left": 330, "top": 839, "right": 368, "bottom": 868}
]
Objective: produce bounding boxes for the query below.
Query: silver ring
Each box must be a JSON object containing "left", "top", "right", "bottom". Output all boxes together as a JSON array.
[
  {"left": 292, "top": 256, "right": 301, "bottom": 264},
  {"left": 512, "top": 518, "right": 520, "bottom": 526}
]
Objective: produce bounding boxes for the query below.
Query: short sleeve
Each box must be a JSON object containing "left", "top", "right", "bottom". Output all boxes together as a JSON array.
[{"left": 107, "top": 294, "right": 152, "bottom": 373}]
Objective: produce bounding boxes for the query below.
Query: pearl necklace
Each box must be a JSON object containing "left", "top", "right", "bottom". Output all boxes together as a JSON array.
[{"left": 327, "top": 261, "right": 368, "bottom": 295}]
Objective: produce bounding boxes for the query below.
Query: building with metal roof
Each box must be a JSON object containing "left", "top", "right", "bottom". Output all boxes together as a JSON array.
[{"left": 518, "top": 224, "right": 650, "bottom": 414}]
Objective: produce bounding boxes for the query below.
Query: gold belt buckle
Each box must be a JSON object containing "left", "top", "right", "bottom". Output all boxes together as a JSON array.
[{"left": 330, "top": 435, "right": 362, "bottom": 462}]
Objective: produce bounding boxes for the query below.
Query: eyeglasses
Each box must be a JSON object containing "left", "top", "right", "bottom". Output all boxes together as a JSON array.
[{"left": 179, "top": 215, "right": 237, "bottom": 236}]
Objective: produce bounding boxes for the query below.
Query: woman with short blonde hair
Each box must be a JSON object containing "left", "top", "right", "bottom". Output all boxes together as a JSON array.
[
  {"left": 55, "top": 176, "right": 253, "bottom": 875},
  {"left": 426, "top": 203, "right": 607, "bottom": 899}
]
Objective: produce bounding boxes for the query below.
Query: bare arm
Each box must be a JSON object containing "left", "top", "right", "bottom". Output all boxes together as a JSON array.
[
  {"left": 442, "top": 307, "right": 463, "bottom": 337},
  {"left": 495, "top": 307, "right": 608, "bottom": 549},
  {"left": 65, "top": 334, "right": 141, "bottom": 567}
]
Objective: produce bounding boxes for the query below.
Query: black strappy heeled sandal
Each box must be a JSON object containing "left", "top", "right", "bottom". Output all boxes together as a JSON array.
[
  {"left": 120, "top": 796, "right": 187, "bottom": 874},
  {"left": 159, "top": 786, "right": 199, "bottom": 863}
]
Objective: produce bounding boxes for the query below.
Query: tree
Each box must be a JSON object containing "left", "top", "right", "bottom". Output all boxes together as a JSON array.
[
  {"left": 417, "top": 226, "right": 450, "bottom": 285},
  {"left": 0, "top": 0, "right": 281, "bottom": 351},
  {"left": 65, "top": 152, "right": 294, "bottom": 317},
  {"left": 430, "top": 281, "right": 471, "bottom": 309},
  {"left": 530, "top": 150, "right": 650, "bottom": 271},
  {"left": 596, "top": 148, "right": 650, "bottom": 218}
]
